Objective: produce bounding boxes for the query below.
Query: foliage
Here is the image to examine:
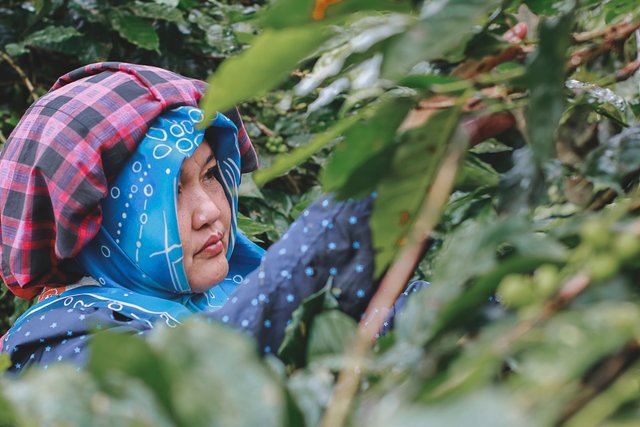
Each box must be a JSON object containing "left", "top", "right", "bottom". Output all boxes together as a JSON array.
[{"left": 3, "top": 0, "right": 640, "bottom": 426}]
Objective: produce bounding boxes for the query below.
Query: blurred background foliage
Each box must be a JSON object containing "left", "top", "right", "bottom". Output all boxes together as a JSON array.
[{"left": 3, "top": 0, "right": 640, "bottom": 426}]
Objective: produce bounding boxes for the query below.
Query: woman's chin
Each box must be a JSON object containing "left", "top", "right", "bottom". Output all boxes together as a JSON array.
[{"left": 187, "top": 259, "right": 229, "bottom": 293}]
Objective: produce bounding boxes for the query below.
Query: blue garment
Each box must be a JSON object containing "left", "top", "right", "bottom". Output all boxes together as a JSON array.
[{"left": 3, "top": 194, "right": 379, "bottom": 370}]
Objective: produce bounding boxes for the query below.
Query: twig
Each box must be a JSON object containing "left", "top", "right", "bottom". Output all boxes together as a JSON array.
[
  {"left": 491, "top": 273, "right": 590, "bottom": 353},
  {"left": 429, "top": 272, "right": 591, "bottom": 399},
  {"left": 573, "top": 17, "right": 637, "bottom": 43},
  {"left": 252, "top": 119, "right": 276, "bottom": 138},
  {"left": 568, "top": 20, "right": 640, "bottom": 72},
  {"left": 588, "top": 170, "right": 640, "bottom": 211},
  {"left": 588, "top": 189, "right": 619, "bottom": 211},
  {"left": 615, "top": 59, "right": 640, "bottom": 82},
  {"left": 560, "top": 342, "right": 640, "bottom": 426},
  {"left": 319, "top": 123, "right": 469, "bottom": 427},
  {"left": 0, "top": 51, "right": 37, "bottom": 102},
  {"left": 452, "top": 45, "right": 527, "bottom": 79}
]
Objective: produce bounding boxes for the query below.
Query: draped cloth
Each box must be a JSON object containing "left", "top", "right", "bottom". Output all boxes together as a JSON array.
[{"left": 74, "top": 106, "right": 264, "bottom": 316}]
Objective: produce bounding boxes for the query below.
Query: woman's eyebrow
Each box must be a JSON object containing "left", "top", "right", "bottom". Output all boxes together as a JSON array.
[{"left": 205, "top": 152, "right": 217, "bottom": 165}]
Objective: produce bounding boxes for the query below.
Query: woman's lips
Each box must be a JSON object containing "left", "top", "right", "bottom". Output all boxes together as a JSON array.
[{"left": 197, "top": 231, "right": 224, "bottom": 257}]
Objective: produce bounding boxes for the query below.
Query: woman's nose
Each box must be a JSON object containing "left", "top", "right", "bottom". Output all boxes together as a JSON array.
[{"left": 191, "top": 187, "right": 220, "bottom": 230}]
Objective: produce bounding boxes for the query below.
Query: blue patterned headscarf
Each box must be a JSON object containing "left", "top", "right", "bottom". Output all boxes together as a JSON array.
[{"left": 64, "top": 106, "right": 264, "bottom": 319}]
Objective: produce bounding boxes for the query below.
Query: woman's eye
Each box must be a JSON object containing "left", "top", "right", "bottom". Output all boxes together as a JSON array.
[{"left": 204, "top": 165, "right": 218, "bottom": 181}]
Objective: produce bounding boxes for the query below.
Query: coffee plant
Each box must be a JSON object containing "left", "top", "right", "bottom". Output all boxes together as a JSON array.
[{"left": 3, "top": 0, "right": 640, "bottom": 426}]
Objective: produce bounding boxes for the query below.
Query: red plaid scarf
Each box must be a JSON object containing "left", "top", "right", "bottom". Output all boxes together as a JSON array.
[{"left": 0, "top": 62, "right": 258, "bottom": 300}]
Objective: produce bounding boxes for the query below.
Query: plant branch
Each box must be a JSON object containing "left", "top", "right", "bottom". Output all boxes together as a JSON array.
[
  {"left": 319, "top": 121, "right": 470, "bottom": 427},
  {"left": 560, "top": 343, "right": 640, "bottom": 426},
  {"left": 452, "top": 45, "right": 528, "bottom": 79},
  {"left": 252, "top": 118, "right": 276, "bottom": 137},
  {"left": 0, "top": 51, "right": 37, "bottom": 103},
  {"left": 568, "top": 20, "right": 640, "bottom": 72},
  {"left": 573, "top": 18, "right": 640, "bottom": 43},
  {"left": 615, "top": 59, "right": 640, "bottom": 82}
]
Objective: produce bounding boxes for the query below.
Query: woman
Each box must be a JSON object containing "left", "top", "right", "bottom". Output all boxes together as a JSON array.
[{"left": 0, "top": 63, "right": 377, "bottom": 371}]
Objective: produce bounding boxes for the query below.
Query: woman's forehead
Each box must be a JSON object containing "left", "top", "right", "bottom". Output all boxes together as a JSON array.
[{"left": 182, "top": 141, "right": 215, "bottom": 173}]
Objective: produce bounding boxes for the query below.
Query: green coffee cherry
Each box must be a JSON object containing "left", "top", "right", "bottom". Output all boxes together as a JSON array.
[
  {"left": 265, "top": 136, "right": 286, "bottom": 153},
  {"left": 587, "top": 254, "right": 620, "bottom": 282},
  {"left": 613, "top": 234, "right": 640, "bottom": 261},
  {"left": 580, "top": 219, "right": 610, "bottom": 249},
  {"left": 533, "top": 264, "right": 560, "bottom": 298},
  {"left": 497, "top": 274, "right": 534, "bottom": 308}
]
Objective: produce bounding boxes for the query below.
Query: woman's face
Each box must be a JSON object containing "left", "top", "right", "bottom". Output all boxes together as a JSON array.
[{"left": 177, "top": 142, "right": 231, "bottom": 293}]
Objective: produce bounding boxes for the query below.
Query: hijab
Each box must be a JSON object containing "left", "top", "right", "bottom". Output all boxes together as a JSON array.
[{"left": 74, "top": 106, "right": 264, "bottom": 315}]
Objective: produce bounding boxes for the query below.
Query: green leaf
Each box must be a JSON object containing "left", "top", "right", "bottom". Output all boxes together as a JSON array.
[
  {"left": 156, "top": 0, "right": 180, "bottom": 7},
  {"left": 0, "top": 353, "right": 11, "bottom": 372},
  {"left": 2, "top": 366, "right": 173, "bottom": 426},
  {"left": 522, "top": 0, "right": 598, "bottom": 15},
  {"left": 254, "top": 113, "right": 361, "bottom": 186},
  {"left": 129, "top": 1, "right": 185, "bottom": 24},
  {"left": 455, "top": 155, "right": 500, "bottom": 192},
  {"left": 0, "top": 381, "right": 17, "bottom": 426},
  {"left": 33, "top": 0, "right": 48, "bottom": 14},
  {"left": 430, "top": 257, "right": 547, "bottom": 337},
  {"left": 87, "top": 331, "right": 176, "bottom": 420},
  {"left": 371, "top": 106, "right": 464, "bottom": 277},
  {"left": 5, "top": 25, "right": 81, "bottom": 57},
  {"left": 382, "top": 0, "right": 503, "bottom": 79},
  {"left": 110, "top": 11, "right": 160, "bottom": 51},
  {"left": 497, "top": 147, "right": 547, "bottom": 215},
  {"left": 523, "top": 0, "right": 564, "bottom": 15},
  {"left": 278, "top": 280, "right": 338, "bottom": 368},
  {"left": 150, "top": 320, "right": 286, "bottom": 427},
  {"left": 603, "top": 0, "right": 640, "bottom": 22},
  {"left": 396, "top": 217, "right": 563, "bottom": 345},
  {"left": 523, "top": 8, "right": 574, "bottom": 164},
  {"left": 286, "top": 370, "right": 334, "bottom": 427},
  {"left": 260, "top": 0, "right": 412, "bottom": 29},
  {"left": 307, "top": 310, "right": 358, "bottom": 363},
  {"left": 398, "top": 74, "right": 469, "bottom": 91},
  {"left": 380, "top": 390, "right": 533, "bottom": 427},
  {"left": 567, "top": 80, "right": 632, "bottom": 127},
  {"left": 322, "top": 96, "right": 414, "bottom": 199},
  {"left": 4, "top": 43, "right": 27, "bottom": 57},
  {"left": 583, "top": 125, "right": 640, "bottom": 193},
  {"left": 238, "top": 211, "right": 274, "bottom": 238},
  {"left": 519, "top": 302, "right": 640, "bottom": 389},
  {"left": 201, "top": 26, "right": 333, "bottom": 123}
]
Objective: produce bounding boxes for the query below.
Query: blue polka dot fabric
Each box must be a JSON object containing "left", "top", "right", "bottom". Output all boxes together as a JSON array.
[
  {"left": 1, "top": 191, "right": 429, "bottom": 372},
  {"left": 2, "top": 194, "right": 383, "bottom": 371},
  {"left": 204, "top": 195, "right": 377, "bottom": 355}
]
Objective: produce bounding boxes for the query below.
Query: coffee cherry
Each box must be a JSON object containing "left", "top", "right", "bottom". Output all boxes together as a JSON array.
[
  {"left": 587, "top": 254, "right": 620, "bottom": 282},
  {"left": 533, "top": 264, "right": 559, "bottom": 298},
  {"left": 613, "top": 234, "right": 640, "bottom": 261},
  {"left": 497, "top": 274, "right": 534, "bottom": 308},
  {"left": 580, "top": 219, "right": 610, "bottom": 249}
]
